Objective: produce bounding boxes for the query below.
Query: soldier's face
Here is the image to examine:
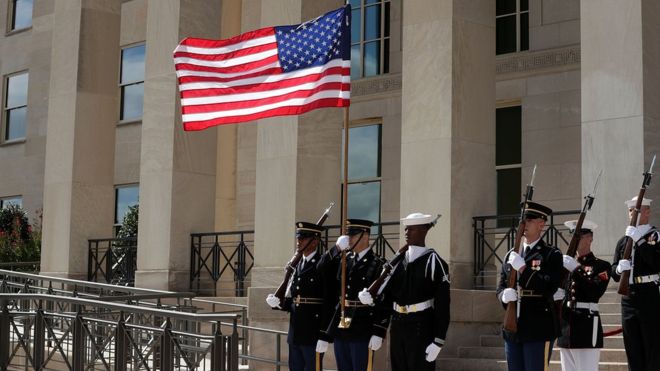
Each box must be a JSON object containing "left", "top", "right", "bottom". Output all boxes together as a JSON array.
[
  {"left": 350, "top": 231, "right": 370, "bottom": 252},
  {"left": 523, "top": 217, "right": 545, "bottom": 240},
  {"left": 577, "top": 232, "right": 593, "bottom": 255},
  {"left": 405, "top": 225, "right": 429, "bottom": 246},
  {"left": 629, "top": 206, "right": 651, "bottom": 225},
  {"left": 297, "top": 236, "right": 318, "bottom": 255}
]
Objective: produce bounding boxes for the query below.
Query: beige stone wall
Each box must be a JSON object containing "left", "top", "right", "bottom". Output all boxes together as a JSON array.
[{"left": 529, "top": 0, "right": 580, "bottom": 51}]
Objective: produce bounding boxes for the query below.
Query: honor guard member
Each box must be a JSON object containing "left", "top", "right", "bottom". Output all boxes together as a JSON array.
[
  {"left": 359, "top": 213, "right": 451, "bottom": 371},
  {"left": 266, "top": 222, "right": 329, "bottom": 371},
  {"left": 556, "top": 220, "right": 611, "bottom": 371},
  {"left": 497, "top": 202, "right": 563, "bottom": 371},
  {"left": 316, "top": 219, "right": 389, "bottom": 371},
  {"left": 611, "top": 196, "right": 660, "bottom": 371}
]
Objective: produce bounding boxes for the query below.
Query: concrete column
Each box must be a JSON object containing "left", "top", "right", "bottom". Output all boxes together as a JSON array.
[
  {"left": 580, "top": 0, "right": 660, "bottom": 259},
  {"left": 400, "top": 0, "right": 496, "bottom": 289},
  {"left": 40, "top": 0, "right": 120, "bottom": 278},
  {"left": 135, "top": 0, "right": 221, "bottom": 291}
]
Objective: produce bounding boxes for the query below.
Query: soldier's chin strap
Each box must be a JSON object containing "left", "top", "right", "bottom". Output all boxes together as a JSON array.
[{"left": 348, "top": 230, "right": 368, "bottom": 253}]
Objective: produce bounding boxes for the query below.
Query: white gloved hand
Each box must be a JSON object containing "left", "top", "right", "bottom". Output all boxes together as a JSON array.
[
  {"left": 266, "top": 294, "right": 281, "bottom": 309},
  {"left": 563, "top": 255, "right": 579, "bottom": 272},
  {"left": 625, "top": 226, "right": 643, "bottom": 242},
  {"left": 368, "top": 335, "right": 383, "bottom": 351},
  {"left": 501, "top": 288, "right": 518, "bottom": 304},
  {"left": 316, "top": 340, "right": 329, "bottom": 353},
  {"left": 336, "top": 235, "right": 350, "bottom": 251},
  {"left": 508, "top": 251, "right": 526, "bottom": 271},
  {"left": 616, "top": 259, "right": 631, "bottom": 274},
  {"left": 358, "top": 288, "right": 374, "bottom": 306},
  {"left": 424, "top": 342, "right": 441, "bottom": 362},
  {"left": 553, "top": 288, "right": 565, "bottom": 301}
]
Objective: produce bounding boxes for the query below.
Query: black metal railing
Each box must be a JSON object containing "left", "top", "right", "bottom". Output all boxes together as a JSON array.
[
  {"left": 190, "top": 222, "right": 401, "bottom": 297},
  {"left": 0, "top": 261, "right": 40, "bottom": 272},
  {"left": 88, "top": 237, "right": 138, "bottom": 286},
  {"left": 0, "top": 294, "right": 240, "bottom": 370},
  {"left": 472, "top": 209, "right": 580, "bottom": 289}
]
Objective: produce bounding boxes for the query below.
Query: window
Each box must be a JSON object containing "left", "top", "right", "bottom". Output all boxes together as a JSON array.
[
  {"left": 343, "top": 123, "right": 382, "bottom": 230},
  {"left": 496, "top": 0, "right": 528, "bottom": 55},
  {"left": 350, "top": 0, "right": 390, "bottom": 79},
  {"left": 115, "top": 185, "right": 139, "bottom": 233},
  {"left": 0, "top": 196, "right": 22, "bottom": 209},
  {"left": 120, "top": 44, "right": 145, "bottom": 122},
  {"left": 496, "top": 106, "right": 521, "bottom": 223},
  {"left": 8, "top": 0, "right": 33, "bottom": 32},
  {"left": 2, "top": 72, "right": 29, "bottom": 142}
]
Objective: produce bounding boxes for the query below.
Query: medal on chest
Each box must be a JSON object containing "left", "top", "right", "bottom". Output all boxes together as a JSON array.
[{"left": 531, "top": 259, "right": 542, "bottom": 271}]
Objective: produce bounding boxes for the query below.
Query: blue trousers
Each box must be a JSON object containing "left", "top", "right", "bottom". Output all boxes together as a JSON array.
[
  {"left": 334, "top": 338, "right": 369, "bottom": 371},
  {"left": 289, "top": 343, "right": 321, "bottom": 371},
  {"left": 504, "top": 339, "right": 552, "bottom": 371}
]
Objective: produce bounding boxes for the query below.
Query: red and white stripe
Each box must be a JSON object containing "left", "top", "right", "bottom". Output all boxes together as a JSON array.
[{"left": 174, "top": 27, "right": 350, "bottom": 131}]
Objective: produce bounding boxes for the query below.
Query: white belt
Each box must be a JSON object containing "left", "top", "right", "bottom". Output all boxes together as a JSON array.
[
  {"left": 568, "top": 302, "right": 599, "bottom": 311},
  {"left": 634, "top": 273, "right": 660, "bottom": 284},
  {"left": 393, "top": 299, "right": 433, "bottom": 314}
]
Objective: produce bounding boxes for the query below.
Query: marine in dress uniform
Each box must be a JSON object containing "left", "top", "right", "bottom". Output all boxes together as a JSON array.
[
  {"left": 265, "top": 222, "right": 330, "bottom": 371},
  {"left": 611, "top": 196, "right": 660, "bottom": 371},
  {"left": 316, "top": 219, "right": 390, "bottom": 371},
  {"left": 496, "top": 202, "right": 563, "bottom": 371},
  {"left": 556, "top": 220, "right": 611, "bottom": 371},
  {"left": 359, "top": 212, "right": 450, "bottom": 371}
]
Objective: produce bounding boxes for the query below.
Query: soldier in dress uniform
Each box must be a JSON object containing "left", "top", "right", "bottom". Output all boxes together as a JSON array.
[
  {"left": 358, "top": 212, "right": 450, "bottom": 371},
  {"left": 315, "top": 219, "right": 389, "bottom": 371},
  {"left": 611, "top": 196, "right": 660, "bottom": 371},
  {"left": 556, "top": 219, "right": 611, "bottom": 371},
  {"left": 497, "top": 201, "right": 563, "bottom": 371},
  {"left": 265, "top": 222, "right": 329, "bottom": 371}
]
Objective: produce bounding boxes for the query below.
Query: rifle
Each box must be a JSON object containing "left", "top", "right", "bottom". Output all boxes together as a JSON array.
[
  {"left": 274, "top": 203, "right": 334, "bottom": 302},
  {"left": 503, "top": 165, "right": 537, "bottom": 334},
  {"left": 366, "top": 214, "right": 441, "bottom": 297},
  {"left": 618, "top": 155, "right": 656, "bottom": 296}
]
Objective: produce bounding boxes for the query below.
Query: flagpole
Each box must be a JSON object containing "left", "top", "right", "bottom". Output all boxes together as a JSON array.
[{"left": 338, "top": 106, "right": 350, "bottom": 329}]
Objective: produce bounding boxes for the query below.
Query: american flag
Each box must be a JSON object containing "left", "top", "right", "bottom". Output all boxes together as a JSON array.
[{"left": 174, "top": 5, "right": 351, "bottom": 131}]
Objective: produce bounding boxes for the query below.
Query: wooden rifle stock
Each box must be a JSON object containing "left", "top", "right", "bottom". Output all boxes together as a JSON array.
[
  {"left": 619, "top": 156, "right": 655, "bottom": 296},
  {"left": 367, "top": 244, "right": 409, "bottom": 296},
  {"left": 503, "top": 221, "right": 525, "bottom": 333},
  {"left": 274, "top": 203, "right": 334, "bottom": 301}
]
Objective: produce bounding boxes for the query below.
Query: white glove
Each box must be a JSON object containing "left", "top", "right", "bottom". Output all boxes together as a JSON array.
[
  {"left": 336, "top": 235, "right": 350, "bottom": 251},
  {"left": 562, "top": 255, "right": 579, "bottom": 272},
  {"left": 625, "top": 226, "right": 643, "bottom": 242},
  {"left": 508, "top": 251, "right": 526, "bottom": 271},
  {"left": 424, "top": 342, "right": 441, "bottom": 362},
  {"left": 316, "top": 340, "right": 329, "bottom": 353},
  {"left": 553, "top": 288, "right": 565, "bottom": 301},
  {"left": 266, "top": 294, "right": 281, "bottom": 308},
  {"left": 501, "top": 288, "right": 518, "bottom": 304},
  {"left": 616, "top": 259, "right": 631, "bottom": 274},
  {"left": 368, "top": 335, "right": 383, "bottom": 351},
  {"left": 358, "top": 288, "right": 374, "bottom": 305}
]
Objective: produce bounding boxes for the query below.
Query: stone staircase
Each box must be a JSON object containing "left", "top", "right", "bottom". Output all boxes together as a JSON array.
[{"left": 437, "top": 290, "right": 628, "bottom": 370}]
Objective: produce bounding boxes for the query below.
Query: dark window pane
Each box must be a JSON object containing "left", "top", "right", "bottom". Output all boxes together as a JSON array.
[
  {"left": 366, "top": 0, "right": 380, "bottom": 4},
  {"left": 121, "top": 45, "right": 146, "bottom": 84},
  {"left": 347, "top": 181, "right": 381, "bottom": 225},
  {"left": 121, "top": 83, "right": 144, "bottom": 121},
  {"left": 12, "top": 0, "right": 33, "bottom": 30},
  {"left": 348, "top": 125, "right": 381, "bottom": 179},
  {"left": 6, "top": 107, "right": 26, "bottom": 140},
  {"left": 350, "top": 0, "right": 360, "bottom": 9},
  {"left": 520, "top": 12, "right": 529, "bottom": 51},
  {"left": 1, "top": 197, "right": 22, "bottom": 209},
  {"left": 521, "top": 0, "right": 529, "bottom": 12},
  {"left": 384, "top": 2, "right": 390, "bottom": 37},
  {"left": 496, "top": 15, "right": 516, "bottom": 55},
  {"left": 115, "top": 186, "right": 139, "bottom": 224},
  {"left": 351, "top": 44, "right": 361, "bottom": 79},
  {"left": 497, "top": 168, "right": 521, "bottom": 221},
  {"left": 351, "top": 9, "right": 361, "bottom": 43},
  {"left": 383, "top": 39, "right": 389, "bottom": 74},
  {"left": 496, "top": 0, "right": 516, "bottom": 16},
  {"left": 496, "top": 106, "right": 521, "bottom": 166},
  {"left": 364, "top": 5, "right": 381, "bottom": 41},
  {"left": 363, "top": 41, "right": 380, "bottom": 77},
  {"left": 7, "top": 73, "right": 29, "bottom": 108}
]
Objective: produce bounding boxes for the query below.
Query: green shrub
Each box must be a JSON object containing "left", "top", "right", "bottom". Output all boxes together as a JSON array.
[{"left": 0, "top": 205, "right": 41, "bottom": 264}]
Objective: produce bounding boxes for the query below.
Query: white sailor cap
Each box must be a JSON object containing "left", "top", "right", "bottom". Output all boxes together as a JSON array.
[
  {"left": 564, "top": 219, "right": 598, "bottom": 233},
  {"left": 624, "top": 196, "right": 652, "bottom": 208},
  {"left": 401, "top": 212, "right": 437, "bottom": 226}
]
